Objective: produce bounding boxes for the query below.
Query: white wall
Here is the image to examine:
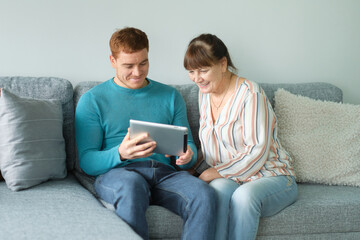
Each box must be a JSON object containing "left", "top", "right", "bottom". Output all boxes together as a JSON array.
[{"left": 1, "top": 0, "right": 359, "bottom": 104}]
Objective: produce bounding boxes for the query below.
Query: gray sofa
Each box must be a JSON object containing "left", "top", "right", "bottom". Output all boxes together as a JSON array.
[{"left": 1, "top": 76, "right": 359, "bottom": 240}]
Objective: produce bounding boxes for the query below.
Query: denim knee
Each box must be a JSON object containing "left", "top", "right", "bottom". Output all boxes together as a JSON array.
[
  {"left": 231, "top": 185, "right": 261, "bottom": 212},
  {"left": 210, "top": 178, "right": 239, "bottom": 197},
  {"left": 194, "top": 181, "right": 216, "bottom": 204},
  {"left": 186, "top": 180, "right": 216, "bottom": 219},
  {"left": 95, "top": 169, "right": 150, "bottom": 206}
]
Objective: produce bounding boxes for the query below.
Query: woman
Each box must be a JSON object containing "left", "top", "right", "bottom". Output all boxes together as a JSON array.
[{"left": 183, "top": 34, "right": 298, "bottom": 240}]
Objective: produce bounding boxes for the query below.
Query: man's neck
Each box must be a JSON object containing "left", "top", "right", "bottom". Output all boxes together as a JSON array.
[{"left": 113, "top": 77, "right": 149, "bottom": 89}]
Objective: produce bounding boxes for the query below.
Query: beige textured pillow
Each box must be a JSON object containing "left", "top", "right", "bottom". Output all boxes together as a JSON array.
[{"left": 274, "top": 89, "right": 360, "bottom": 186}]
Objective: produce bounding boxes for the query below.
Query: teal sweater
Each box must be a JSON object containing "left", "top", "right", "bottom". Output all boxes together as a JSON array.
[{"left": 75, "top": 78, "right": 197, "bottom": 176}]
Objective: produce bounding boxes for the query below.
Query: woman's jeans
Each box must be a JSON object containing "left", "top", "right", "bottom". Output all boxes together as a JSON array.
[
  {"left": 210, "top": 175, "right": 298, "bottom": 240},
  {"left": 94, "top": 160, "right": 217, "bottom": 240}
]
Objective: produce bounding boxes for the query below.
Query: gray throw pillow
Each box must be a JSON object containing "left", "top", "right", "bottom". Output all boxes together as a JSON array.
[{"left": 0, "top": 88, "right": 67, "bottom": 191}]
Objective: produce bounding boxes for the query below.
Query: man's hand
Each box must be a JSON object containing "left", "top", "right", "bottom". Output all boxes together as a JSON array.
[
  {"left": 199, "top": 168, "right": 223, "bottom": 183},
  {"left": 118, "top": 128, "right": 156, "bottom": 160},
  {"left": 166, "top": 145, "right": 193, "bottom": 165},
  {"left": 176, "top": 145, "right": 193, "bottom": 165}
]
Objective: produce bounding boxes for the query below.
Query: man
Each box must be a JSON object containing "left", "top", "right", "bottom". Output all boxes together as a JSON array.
[{"left": 75, "top": 27, "right": 216, "bottom": 240}]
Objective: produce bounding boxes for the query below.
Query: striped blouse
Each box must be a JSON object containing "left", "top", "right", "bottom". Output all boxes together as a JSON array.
[{"left": 199, "top": 78, "right": 295, "bottom": 183}]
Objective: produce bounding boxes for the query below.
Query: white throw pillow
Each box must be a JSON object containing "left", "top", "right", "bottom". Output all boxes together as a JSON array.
[{"left": 274, "top": 89, "right": 360, "bottom": 186}]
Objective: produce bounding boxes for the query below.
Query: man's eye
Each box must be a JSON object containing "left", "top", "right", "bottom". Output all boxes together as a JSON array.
[{"left": 200, "top": 69, "right": 208, "bottom": 73}]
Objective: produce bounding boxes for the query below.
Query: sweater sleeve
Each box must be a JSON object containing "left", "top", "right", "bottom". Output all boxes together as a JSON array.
[
  {"left": 172, "top": 90, "right": 197, "bottom": 169},
  {"left": 75, "top": 93, "right": 121, "bottom": 176},
  {"left": 214, "top": 92, "right": 274, "bottom": 181}
]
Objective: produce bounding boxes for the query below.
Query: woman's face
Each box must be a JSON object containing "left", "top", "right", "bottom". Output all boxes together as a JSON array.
[{"left": 187, "top": 60, "right": 226, "bottom": 94}]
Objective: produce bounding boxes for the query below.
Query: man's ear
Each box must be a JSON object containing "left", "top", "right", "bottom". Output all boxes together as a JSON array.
[{"left": 110, "top": 55, "right": 117, "bottom": 68}]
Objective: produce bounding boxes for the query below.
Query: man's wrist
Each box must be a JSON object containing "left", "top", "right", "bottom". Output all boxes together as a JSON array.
[{"left": 119, "top": 153, "right": 127, "bottom": 161}]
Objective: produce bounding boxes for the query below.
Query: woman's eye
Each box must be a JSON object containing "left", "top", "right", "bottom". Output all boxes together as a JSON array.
[{"left": 200, "top": 69, "right": 208, "bottom": 73}]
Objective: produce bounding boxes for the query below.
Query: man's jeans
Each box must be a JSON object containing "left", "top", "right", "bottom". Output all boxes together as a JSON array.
[{"left": 94, "top": 160, "right": 216, "bottom": 240}]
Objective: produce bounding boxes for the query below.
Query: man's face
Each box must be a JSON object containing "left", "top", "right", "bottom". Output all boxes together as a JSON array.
[{"left": 110, "top": 48, "right": 149, "bottom": 89}]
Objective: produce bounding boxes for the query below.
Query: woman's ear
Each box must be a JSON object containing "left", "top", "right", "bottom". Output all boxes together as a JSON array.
[{"left": 220, "top": 57, "right": 228, "bottom": 72}]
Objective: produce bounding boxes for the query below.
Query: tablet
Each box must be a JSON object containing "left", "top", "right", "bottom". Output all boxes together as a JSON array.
[{"left": 130, "top": 119, "right": 188, "bottom": 156}]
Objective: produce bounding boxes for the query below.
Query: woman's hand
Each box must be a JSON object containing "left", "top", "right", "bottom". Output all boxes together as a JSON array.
[
  {"left": 199, "top": 168, "right": 223, "bottom": 183},
  {"left": 118, "top": 128, "right": 156, "bottom": 160}
]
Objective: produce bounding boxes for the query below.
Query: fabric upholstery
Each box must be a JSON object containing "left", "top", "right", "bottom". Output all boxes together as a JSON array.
[
  {"left": 274, "top": 89, "right": 360, "bottom": 186},
  {"left": 256, "top": 232, "right": 360, "bottom": 240},
  {"left": 0, "top": 173, "right": 141, "bottom": 240},
  {"left": 0, "top": 77, "right": 75, "bottom": 170},
  {"left": 257, "top": 183, "right": 360, "bottom": 236},
  {"left": 146, "top": 206, "right": 183, "bottom": 239},
  {"left": 0, "top": 89, "right": 67, "bottom": 191},
  {"left": 259, "top": 82, "right": 343, "bottom": 107}
]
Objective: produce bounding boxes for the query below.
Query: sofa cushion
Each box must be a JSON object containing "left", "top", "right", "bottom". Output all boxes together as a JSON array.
[
  {"left": 0, "top": 89, "right": 67, "bottom": 191},
  {"left": 275, "top": 89, "right": 360, "bottom": 186},
  {"left": 0, "top": 77, "right": 75, "bottom": 170},
  {"left": 146, "top": 205, "right": 183, "bottom": 239},
  {"left": 258, "top": 183, "right": 360, "bottom": 236},
  {"left": 0, "top": 173, "right": 141, "bottom": 240}
]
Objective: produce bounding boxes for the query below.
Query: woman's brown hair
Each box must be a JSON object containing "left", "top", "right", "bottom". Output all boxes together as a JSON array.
[{"left": 184, "top": 34, "right": 237, "bottom": 72}]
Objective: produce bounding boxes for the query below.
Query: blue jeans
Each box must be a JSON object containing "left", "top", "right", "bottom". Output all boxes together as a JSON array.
[
  {"left": 209, "top": 175, "right": 298, "bottom": 240},
  {"left": 94, "top": 160, "right": 217, "bottom": 240}
]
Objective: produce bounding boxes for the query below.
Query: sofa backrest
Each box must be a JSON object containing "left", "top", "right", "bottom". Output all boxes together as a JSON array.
[
  {"left": 0, "top": 77, "right": 343, "bottom": 177},
  {"left": 73, "top": 81, "right": 343, "bottom": 152},
  {"left": 0, "top": 76, "right": 76, "bottom": 170}
]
